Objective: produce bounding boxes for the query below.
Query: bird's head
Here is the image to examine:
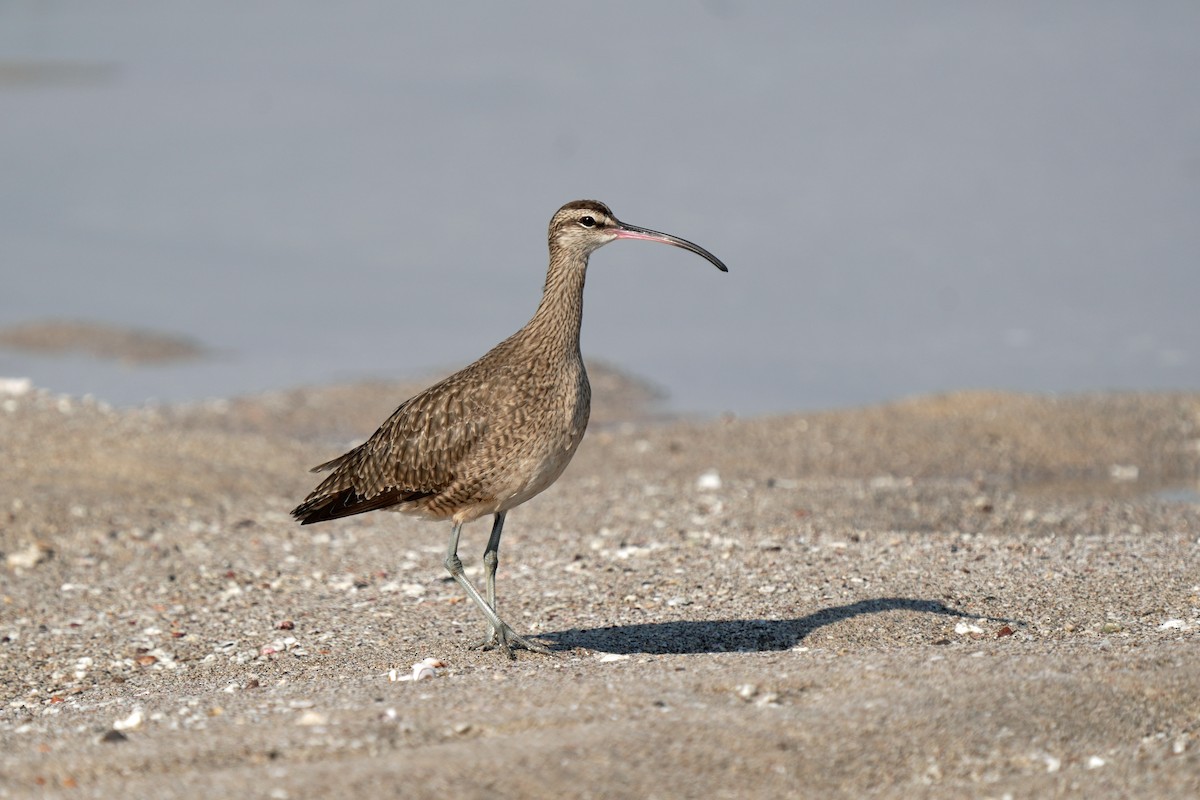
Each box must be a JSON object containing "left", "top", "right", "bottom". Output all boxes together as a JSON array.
[{"left": 548, "top": 199, "right": 728, "bottom": 272}]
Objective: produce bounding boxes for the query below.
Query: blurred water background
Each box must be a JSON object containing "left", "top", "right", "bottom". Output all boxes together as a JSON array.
[{"left": 1, "top": 2, "right": 1197, "bottom": 416}]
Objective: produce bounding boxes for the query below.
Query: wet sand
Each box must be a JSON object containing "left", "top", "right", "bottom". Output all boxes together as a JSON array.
[
  {"left": 0, "top": 321, "right": 207, "bottom": 365},
  {"left": 1, "top": 376, "right": 1198, "bottom": 798}
]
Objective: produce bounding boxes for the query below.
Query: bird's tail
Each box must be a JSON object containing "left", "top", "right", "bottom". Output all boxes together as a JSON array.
[{"left": 291, "top": 484, "right": 429, "bottom": 524}]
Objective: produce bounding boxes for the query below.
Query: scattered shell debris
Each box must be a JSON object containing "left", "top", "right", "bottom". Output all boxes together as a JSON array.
[
  {"left": 0, "top": 376, "right": 1196, "bottom": 794},
  {"left": 260, "top": 636, "right": 304, "bottom": 657}
]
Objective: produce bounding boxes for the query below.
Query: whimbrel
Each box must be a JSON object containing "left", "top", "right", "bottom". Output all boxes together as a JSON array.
[{"left": 292, "top": 200, "right": 727, "bottom": 657}]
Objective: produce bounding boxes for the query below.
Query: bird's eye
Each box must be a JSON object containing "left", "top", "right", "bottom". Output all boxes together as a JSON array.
[{"left": 578, "top": 216, "right": 596, "bottom": 228}]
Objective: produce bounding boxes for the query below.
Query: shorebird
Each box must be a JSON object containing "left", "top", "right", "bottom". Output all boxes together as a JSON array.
[{"left": 292, "top": 200, "right": 728, "bottom": 657}]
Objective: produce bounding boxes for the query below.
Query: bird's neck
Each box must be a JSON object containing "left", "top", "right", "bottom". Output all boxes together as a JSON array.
[{"left": 524, "top": 251, "right": 588, "bottom": 357}]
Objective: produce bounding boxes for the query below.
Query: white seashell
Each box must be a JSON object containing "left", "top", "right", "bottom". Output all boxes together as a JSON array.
[
  {"left": 412, "top": 657, "right": 446, "bottom": 680},
  {"left": 113, "top": 707, "right": 144, "bottom": 731},
  {"left": 389, "top": 658, "right": 445, "bottom": 681}
]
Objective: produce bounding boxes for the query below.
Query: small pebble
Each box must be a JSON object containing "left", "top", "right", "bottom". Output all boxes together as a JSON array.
[
  {"left": 1108, "top": 464, "right": 1139, "bottom": 482},
  {"left": 696, "top": 470, "right": 722, "bottom": 491},
  {"left": 5, "top": 542, "right": 53, "bottom": 570},
  {"left": 295, "top": 710, "right": 328, "bottom": 727},
  {"left": 755, "top": 691, "right": 780, "bottom": 707}
]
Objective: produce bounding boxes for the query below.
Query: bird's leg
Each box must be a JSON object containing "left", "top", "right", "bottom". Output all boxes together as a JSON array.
[
  {"left": 477, "top": 512, "right": 506, "bottom": 645},
  {"left": 443, "top": 520, "right": 552, "bottom": 658}
]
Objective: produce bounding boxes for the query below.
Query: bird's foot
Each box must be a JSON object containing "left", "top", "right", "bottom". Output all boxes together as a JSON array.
[{"left": 473, "top": 621, "right": 554, "bottom": 659}]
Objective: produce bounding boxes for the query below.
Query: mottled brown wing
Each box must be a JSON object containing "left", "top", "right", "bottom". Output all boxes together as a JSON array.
[{"left": 291, "top": 374, "right": 488, "bottom": 524}]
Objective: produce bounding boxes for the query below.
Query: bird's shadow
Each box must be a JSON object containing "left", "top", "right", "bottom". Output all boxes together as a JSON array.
[{"left": 540, "top": 597, "right": 1016, "bottom": 655}]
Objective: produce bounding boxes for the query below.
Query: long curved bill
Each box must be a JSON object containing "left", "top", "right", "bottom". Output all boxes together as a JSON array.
[{"left": 612, "top": 219, "right": 729, "bottom": 272}]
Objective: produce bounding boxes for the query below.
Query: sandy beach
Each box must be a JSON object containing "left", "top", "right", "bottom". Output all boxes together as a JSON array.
[
  {"left": 3, "top": 4, "right": 1198, "bottom": 796},
  {"left": 2, "top": 372, "right": 1198, "bottom": 798}
]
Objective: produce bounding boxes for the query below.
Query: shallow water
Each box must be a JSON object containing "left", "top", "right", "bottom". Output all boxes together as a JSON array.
[{"left": 2, "top": 3, "right": 1197, "bottom": 415}]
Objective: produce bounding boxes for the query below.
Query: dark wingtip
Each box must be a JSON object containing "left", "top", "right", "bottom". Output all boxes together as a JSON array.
[
  {"left": 291, "top": 486, "right": 431, "bottom": 526},
  {"left": 290, "top": 501, "right": 325, "bottom": 525},
  {"left": 291, "top": 493, "right": 352, "bottom": 525},
  {"left": 291, "top": 494, "right": 358, "bottom": 525}
]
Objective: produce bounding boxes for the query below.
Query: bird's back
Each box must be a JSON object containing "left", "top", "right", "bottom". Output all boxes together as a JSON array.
[{"left": 291, "top": 328, "right": 590, "bottom": 526}]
